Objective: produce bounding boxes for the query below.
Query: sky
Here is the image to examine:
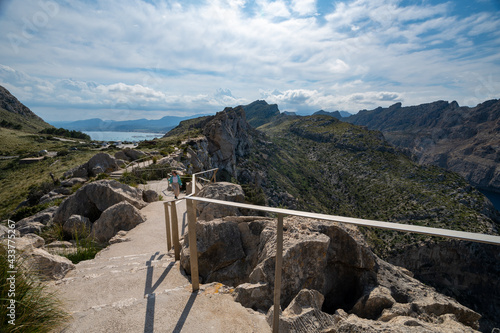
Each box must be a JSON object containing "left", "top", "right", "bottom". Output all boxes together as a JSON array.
[{"left": 0, "top": 0, "right": 499, "bottom": 122}]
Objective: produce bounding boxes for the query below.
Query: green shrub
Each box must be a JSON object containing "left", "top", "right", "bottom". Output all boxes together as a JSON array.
[{"left": 0, "top": 244, "right": 69, "bottom": 332}]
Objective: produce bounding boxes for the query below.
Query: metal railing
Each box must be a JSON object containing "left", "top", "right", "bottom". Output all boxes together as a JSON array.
[{"left": 162, "top": 174, "right": 500, "bottom": 333}]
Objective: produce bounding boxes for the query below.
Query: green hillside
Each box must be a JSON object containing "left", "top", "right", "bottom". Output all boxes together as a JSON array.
[
  {"left": 252, "top": 114, "right": 498, "bottom": 256},
  {"left": 0, "top": 107, "right": 52, "bottom": 133}
]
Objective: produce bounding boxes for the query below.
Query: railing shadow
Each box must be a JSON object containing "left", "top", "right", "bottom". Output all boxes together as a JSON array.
[
  {"left": 144, "top": 252, "right": 174, "bottom": 333},
  {"left": 172, "top": 292, "right": 198, "bottom": 333}
]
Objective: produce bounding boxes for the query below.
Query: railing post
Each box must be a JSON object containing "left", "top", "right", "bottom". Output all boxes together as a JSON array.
[
  {"left": 186, "top": 198, "right": 200, "bottom": 291},
  {"left": 192, "top": 174, "right": 196, "bottom": 196},
  {"left": 273, "top": 213, "right": 284, "bottom": 333},
  {"left": 163, "top": 202, "right": 172, "bottom": 252},
  {"left": 170, "top": 201, "right": 180, "bottom": 261}
]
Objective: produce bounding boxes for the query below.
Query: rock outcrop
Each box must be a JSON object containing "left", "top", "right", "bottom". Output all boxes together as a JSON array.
[
  {"left": 196, "top": 182, "right": 246, "bottom": 221},
  {"left": 180, "top": 216, "right": 481, "bottom": 332},
  {"left": 53, "top": 179, "right": 146, "bottom": 224},
  {"left": 164, "top": 106, "right": 257, "bottom": 179},
  {"left": 388, "top": 240, "right": 500, "bottom": 332}
]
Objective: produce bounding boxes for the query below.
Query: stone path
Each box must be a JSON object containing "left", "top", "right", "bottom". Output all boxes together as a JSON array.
[{"left": 50, "top": 188, "right": 270, "bottom": 332}]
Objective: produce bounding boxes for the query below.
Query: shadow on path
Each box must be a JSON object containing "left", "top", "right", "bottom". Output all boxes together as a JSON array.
[
  {"left": 144, "top": 252, "right": 174, "bottom": 333},
  {"left": 173, "top": 292, "right": 198, "bottom": 333}
]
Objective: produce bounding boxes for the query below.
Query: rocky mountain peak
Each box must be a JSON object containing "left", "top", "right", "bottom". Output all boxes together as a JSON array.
[{"left": 241, "top": 100, "right": 280, "bottom": 128}]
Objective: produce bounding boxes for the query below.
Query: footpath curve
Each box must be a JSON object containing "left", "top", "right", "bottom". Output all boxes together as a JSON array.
[{"left": 50, "top": 187, "right": 270, "bottom": 333}]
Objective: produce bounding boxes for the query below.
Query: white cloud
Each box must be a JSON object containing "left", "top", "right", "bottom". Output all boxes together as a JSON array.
[
  {"left": 291, "top": 0, "right": 316, "bottom": 16},
  {"left": 0, "top": 0, "right": 498, "bottom": 120}
]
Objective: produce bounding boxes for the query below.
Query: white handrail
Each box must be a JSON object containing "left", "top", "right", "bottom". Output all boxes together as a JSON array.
[
  {"left": 191, "top": 168, "right": 218, "bottom": 194},
  {"left": 187, "top": 196, "right": 500, "bottom": 246}
]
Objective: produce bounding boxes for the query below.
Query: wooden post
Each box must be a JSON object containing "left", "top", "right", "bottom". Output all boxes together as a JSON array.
[
  {"left": 163, "top": 202, "right": 172, "bottom": 252},
  {"left": 186, "top": 198, "right": 199, "bottom": 291},
  {"left": 273, "top": 213, "right": 284, "bottom": 333},
  {"left": 171, "top": 201, "right": 180, "bottom": 261}
]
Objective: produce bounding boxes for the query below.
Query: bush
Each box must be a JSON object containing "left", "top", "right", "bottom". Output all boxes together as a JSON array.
[{"left": 0, "top": 244, "right": 69, "bottom": 332}]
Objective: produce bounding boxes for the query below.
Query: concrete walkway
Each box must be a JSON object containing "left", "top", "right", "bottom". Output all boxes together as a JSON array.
[{"left": 51, "top": 189, "right": 271, "bottom": 332}]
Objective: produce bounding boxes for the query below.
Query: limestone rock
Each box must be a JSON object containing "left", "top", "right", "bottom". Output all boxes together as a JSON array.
[
  {"left": 0, "top": 233, "right": 45, "bottom": 252},
  {"left": 63, "top": 214, "right": 92, "bottom": 237},
  {"left": 39, "top": 192, "right": 67, "bottom": 205},
  {"left": 0, "top": 224, "right": 16, "bottom": 239},
  {"left": 92, "top": 201, "right": 146, "bottom": 242},
  {"left": 87, "top": 153, "right": 120, "bottom": 177},
  {"left": 142, "top": 189, "right": 159, "bottom": 203},
  {"left": 60, "top": 177, "right": 88, "bottom": 187},
  {"left": 15, "top": 206, "right": 58, "bottom": 235},
  {"left": 63, "top": 153, "right": 120, "bottom": 178},
  {"left": 196, "top": 182, "right": 245, "bottom": 221},
  {"left": 46, "top": 241, "right": 73, "bottom": 248},
  {"left": 26, "top": 248, "right": 75, "bottom": 280},
  {"left": 114, "top": 148, "right": 147, "bottom": 161},
  {"left": 265, "top": 289, "right": 339, "bottom": 333},
  {"left": 53, "top": 179, "right": 146, "bottom": 224},
  {"left": 181, "top": 216, "right": 481, "bottom": 331},
  {"left": 109, "top": 230, "right": 130, "bottom": 244},
  {"left": 181, "top": 218, "right": 247, "bottom": 285}
]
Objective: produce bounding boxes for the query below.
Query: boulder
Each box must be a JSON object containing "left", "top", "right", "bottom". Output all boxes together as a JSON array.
[
  {"left": 266, "top": 289, "right": 339, "bottom": 333},
  {"left": 39, "top": 192, "right": 67, "bottom": 205},
  {"left": 142, "top": 189, "right": 159, "bottom": 203},
  {"left": 196, "top": 182, "right": 246, "bottom": 221},
  {"left": 114, "top": 148, "right": 147, "bottom": 162},
  {"left": 92, "top": 201, "right": 146, "bottom": 242},
  {"left": 63, "top": 214, "right": 92, "bottom": 237},
  {"left": 0, "top": 233, "right": 45, "bottom": 252},
  {"left": 60, "top": 177, "right": 88, "bottom": 187},
  {"left": 26, "top": 248, "right": 75, "bottom": 280},
  {"left": 63, "top": 153, "right": 120, "bottom": 178},
  {"left": 87, "top": 153, "right": 120, "bottom": 177},
  {"left": 53, "top": 179, "right": 147, "bottom": 224},
  {"left": 15, "top": 206, "right": 58, "bottom": 235},
  {"left": 181, "top": 218, "right": 247, "bottom": 285}
]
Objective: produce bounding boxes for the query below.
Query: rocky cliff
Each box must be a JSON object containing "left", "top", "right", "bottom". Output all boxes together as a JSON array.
[{"left": 346, "top": 99, "right": 500, "bottom": 193}]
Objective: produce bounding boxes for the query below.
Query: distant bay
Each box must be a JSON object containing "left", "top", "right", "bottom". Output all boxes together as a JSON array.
[{"left": 83, "top": 131, "right": 165, "bottom": 142}]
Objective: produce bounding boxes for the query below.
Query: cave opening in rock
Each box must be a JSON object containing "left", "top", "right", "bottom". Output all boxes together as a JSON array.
[{"left": 321, "top": 265, "right": 369, "bottom": 315}]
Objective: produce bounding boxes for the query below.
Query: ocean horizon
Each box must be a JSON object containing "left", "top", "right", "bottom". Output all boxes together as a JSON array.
[{"left": 83, "top": 131, "right": 165, "bottom": 142}]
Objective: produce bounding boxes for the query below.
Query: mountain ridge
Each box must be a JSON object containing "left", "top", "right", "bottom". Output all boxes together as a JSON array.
[
  {"left": 345, "top": 99, "right": 500, "bottom": 193},
  {"left": 51, "top": 114, "right": 211, "bottom": 133}
]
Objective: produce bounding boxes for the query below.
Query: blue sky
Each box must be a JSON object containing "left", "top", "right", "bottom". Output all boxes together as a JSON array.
[{"left": 0, "top": 0, "right": 499, "bottom": 121}]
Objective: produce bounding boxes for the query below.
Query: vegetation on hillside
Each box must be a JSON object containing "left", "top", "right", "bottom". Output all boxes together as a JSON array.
[
  {"left": 0, "top": 108, "right": 52, "bottom": 133},
  {"left": 39, "top": 127, "right": 91, "bottom": 141},
  {"left": 252, "top": 115, "right": 499, "bottom": 256}
]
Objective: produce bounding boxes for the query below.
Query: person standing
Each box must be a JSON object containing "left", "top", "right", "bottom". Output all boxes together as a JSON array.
[{"left": 169, "top": 171, "right": 182, "bottom": 199}]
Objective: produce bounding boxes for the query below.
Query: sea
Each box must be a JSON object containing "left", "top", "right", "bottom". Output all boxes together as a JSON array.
[
  {"left": 83, "top": 131, "right": 164, "bottom": 142},
  {"left": 480, "top": 189, "right": 500, "bottom": 212}
]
